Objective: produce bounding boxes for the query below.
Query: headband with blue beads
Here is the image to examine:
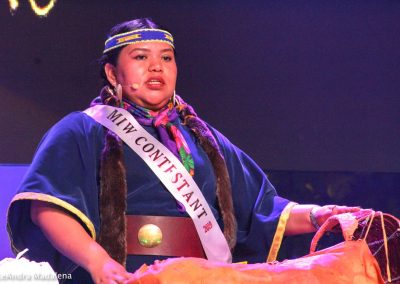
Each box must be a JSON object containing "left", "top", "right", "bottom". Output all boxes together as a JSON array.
[{"left": 103, "top": 28, "right": 174, "bottom": 53}]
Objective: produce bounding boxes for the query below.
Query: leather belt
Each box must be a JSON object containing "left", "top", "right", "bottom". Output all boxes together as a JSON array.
[{"left": 126, "top": 215, "right": 206, "bottom": 258}]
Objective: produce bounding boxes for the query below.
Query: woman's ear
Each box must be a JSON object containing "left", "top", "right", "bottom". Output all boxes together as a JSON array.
[{"left": 104, "top": 63, "right": 117, "bottom": 87}]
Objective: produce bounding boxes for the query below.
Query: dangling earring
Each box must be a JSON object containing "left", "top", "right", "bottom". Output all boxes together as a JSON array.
[
  {"left": 173, "top": 90, "right": 179, "bottom": 106},
  {"left": 114, "top": 84, "right": 123, "bottom": 107}
]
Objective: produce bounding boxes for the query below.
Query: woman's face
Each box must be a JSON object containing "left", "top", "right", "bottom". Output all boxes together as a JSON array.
[{"left": 105, "top": 41, "right": 177, "bottom": 110}]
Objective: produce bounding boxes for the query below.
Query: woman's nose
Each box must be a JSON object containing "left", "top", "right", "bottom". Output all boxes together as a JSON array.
[{"left": 148, "top": 59, "right": 162, "bottom": 72}]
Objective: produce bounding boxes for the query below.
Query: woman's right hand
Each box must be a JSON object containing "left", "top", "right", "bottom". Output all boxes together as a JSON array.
[
  {"left": 87, "top": 255, "right": 132, "bottom": 284},
  {"left": 31, "top": 201, "right": 132, "bottom": 284}
]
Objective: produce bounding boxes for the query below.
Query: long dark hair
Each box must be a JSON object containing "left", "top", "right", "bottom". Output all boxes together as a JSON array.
[{"left": 99, "top": 18, "right": 162, "bottom": 87}]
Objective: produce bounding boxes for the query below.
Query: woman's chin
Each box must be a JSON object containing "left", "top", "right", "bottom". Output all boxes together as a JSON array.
[
  {"left": 141, "top": 100, "right": 170, "bottom": 110},
  {"left": 124, "top": 96, "right": 170, "bottom": 110}
]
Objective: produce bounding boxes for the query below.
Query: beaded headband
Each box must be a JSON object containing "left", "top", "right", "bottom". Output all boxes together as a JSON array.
[{"left": 103, "top": 28, "right": 174, "bottom": 53}]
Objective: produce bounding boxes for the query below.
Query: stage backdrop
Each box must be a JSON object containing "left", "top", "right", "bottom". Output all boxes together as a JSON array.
[{"left": 0, "top": 0, "right": 399, "bottom": 173}]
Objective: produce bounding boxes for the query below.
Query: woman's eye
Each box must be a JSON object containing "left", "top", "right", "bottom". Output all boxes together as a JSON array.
[
  {"left": 162, "top": 55, "right": 172, "bottom": 62},
  {"left": 134, "top": 55, "right": 147, "bottom": 60}
]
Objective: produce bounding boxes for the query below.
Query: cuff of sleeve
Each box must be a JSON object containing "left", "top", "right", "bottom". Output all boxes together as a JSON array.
[
  {"left": 8, "top": 192, "right": 96, "bottom": 251},
  {"left": 266, "top": 201, "right": 297, "bottom": 262}
]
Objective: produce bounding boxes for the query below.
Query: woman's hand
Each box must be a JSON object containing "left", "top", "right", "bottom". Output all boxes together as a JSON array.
[
  {"left": 31, "top": 201, "right": 132, "bottom": 284},
  {"left": 87, "top": 255, "right": 132, "bottom": 284},
  {"left": 311, "top": 205, "right": 361, "bottom": 229},
  {"left": 285, "top": 204, "right": 361, "bottom": 235}
]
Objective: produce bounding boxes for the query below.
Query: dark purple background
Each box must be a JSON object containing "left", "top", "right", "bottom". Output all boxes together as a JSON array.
[{"left": 1, "top": 0, "right": 399, "bottom": 172}]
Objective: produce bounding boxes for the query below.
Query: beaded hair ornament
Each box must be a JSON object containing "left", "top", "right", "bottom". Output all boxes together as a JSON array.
[{"left": 103, "top": 28, "right": 174, "bottom": 53}]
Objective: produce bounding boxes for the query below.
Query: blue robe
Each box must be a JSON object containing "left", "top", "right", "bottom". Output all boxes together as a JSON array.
[{"left": 7, "top": 110, "right": 292, "bottom": 280}]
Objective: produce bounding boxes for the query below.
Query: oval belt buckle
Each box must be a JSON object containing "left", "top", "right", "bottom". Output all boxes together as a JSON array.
[{"left": 138, "top": 224, "right": 163, "bottom": 248}]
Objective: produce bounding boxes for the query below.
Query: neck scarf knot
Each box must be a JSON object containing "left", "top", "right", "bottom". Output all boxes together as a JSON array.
[
  {"left": 128, "top": 101, "right": 195, "bottom": 176},
  {"left": 93, "top": 89, "right": 195, "bottom": 176}
]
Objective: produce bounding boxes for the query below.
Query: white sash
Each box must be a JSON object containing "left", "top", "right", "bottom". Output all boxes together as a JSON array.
[{"left": 84, "top": 105, "right": 232, "bottom": 263}]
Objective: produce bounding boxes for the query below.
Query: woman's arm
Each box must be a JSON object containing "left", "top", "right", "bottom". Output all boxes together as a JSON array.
[
  {"left": 30, "top": 200, "right": 131, "bottom": 283},
  {"left": 284, "top": 204, "right": 360, "bottom": 236}
]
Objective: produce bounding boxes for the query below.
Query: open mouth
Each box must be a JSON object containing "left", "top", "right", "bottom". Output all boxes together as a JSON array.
[
  {"left": 146, "top": 77, "right": 165, "bottom": 88},
  {"left": 147, "top": 79, "right": 163, "bottom": 85},
  {"left": 146, "top": 78, "right": 164, "bottom": 85}
]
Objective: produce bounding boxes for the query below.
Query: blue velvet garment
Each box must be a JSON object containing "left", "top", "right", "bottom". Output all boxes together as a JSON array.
[{"left": 7, "top": 110, "right": 290, "bottom": 279}]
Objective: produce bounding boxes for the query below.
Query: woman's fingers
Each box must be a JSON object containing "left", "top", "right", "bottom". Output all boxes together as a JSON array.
[
  {"left": 315, "top": 205, "right": 362, "bottom": 227},
  {"left": 332, "top": 205, "right": 361, "bottom": 214}
]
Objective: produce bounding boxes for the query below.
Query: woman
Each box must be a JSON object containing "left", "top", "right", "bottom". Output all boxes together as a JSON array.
[{"left": 7, "top": 18, "right": 359, "bottom": 283}]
